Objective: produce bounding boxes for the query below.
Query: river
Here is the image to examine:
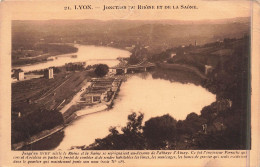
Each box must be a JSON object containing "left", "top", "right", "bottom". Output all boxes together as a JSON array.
[
  {"left": 18, "top": 45, "right": 216, "bottom": 150},
  {"left": 15, "top": 44, "right": 131, "bottom": 72},
  {"left": 55, "top": 74, "right": 215, "bottom": 150}
]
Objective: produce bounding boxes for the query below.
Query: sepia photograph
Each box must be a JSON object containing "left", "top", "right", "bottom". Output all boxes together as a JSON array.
[
  {"left": 11, "top": 17, "right": 251, "bottom": 151},
  {"left": 1, "top": 0, "right": 259, "bottom": 166}
]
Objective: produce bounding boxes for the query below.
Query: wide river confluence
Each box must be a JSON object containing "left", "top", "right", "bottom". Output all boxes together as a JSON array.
[
  {"left": 56, "top": 75, "right": 216, "bottom": 150},
  {"left": 18, "top": 45, "right": 216, "bottom": 150}
]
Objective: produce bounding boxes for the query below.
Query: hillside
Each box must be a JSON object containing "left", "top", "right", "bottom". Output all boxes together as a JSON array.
[{"left": 12, "top": 17, "right": 250, "bottom": 52}]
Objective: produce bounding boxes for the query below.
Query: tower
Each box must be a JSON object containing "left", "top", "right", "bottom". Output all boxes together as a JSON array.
[{"left": 44, "top": 68, "right": 54, "bottom": 79}]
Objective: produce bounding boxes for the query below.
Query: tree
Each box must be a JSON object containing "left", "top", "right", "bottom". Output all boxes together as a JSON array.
[
  {"left": 181, "top": 113, "right": 207, "bottom": 134},
  {"left": 85, "top": 112, "right": 145, "bottom": 150},
  {"left": 128, "top": 46, "right": 148, "bottom": 65},
  {"left": 12, "top": 109, "right": 64, "bottom": 143},
  {"left": 122, "top": 112, "right": 144, "bottom": 135},
  {"left": 94, "top": 64, "right": 109, "bottom": 77},
  {"left": 143, "top": 114, "right": 177, "bottom": 149}
]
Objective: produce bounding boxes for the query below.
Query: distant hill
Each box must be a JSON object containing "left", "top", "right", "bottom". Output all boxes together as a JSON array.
[{"left": 12, "top": 17, "right": 250, "bottom": 52}]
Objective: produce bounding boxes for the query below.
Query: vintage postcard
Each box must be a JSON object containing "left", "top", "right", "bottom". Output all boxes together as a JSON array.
[{"left": 0, "top": 0, "right": 259, "bottom": 166}]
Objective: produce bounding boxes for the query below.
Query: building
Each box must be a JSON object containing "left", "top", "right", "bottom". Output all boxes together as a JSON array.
[
  {"left": 171, "top": 53, "right": 176, "bottom": 58},
  {"left": 81, "top": 78, "right": 121, "bottom": 104},
  {"left": 83, "top": 88, "right": 111, "bottom": 104},
  {"left": 83, "top": 92, "right": 102, "bottom": 103},
  {"left": 205, "top": 65, "right": 213, "bottom": 75},
  {"left": 14, "top": 69, "right": 24, "bottom": 80},
  {"left": 44, "top": 68, "right": 54, "bottom": 79}
]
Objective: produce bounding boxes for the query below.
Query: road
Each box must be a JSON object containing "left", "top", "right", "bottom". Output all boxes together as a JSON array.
[{"left": 60, "top": 81, "right": 91, "bottom": 114}]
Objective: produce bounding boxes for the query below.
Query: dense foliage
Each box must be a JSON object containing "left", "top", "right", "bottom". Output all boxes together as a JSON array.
[
  {"left": 128, "top": 45, "right": 148, "bottom": 65},
  {"left": 84, "top": 112, "right": 218, "bottom": 150},
  {"left": 94, "top": 64, "right": 109, "bottom": 77},
  {"left": 200, "top": 37, "right": 250, "bottom": 149},
  {"left": 12, "top": 109, "right": 64, "bottom": 144},
  {"left": 85, "top": 113, "right": 145, "bottom": 150},
  {"left": 84, "top": 37, "right": 250, "bottom": 150}
]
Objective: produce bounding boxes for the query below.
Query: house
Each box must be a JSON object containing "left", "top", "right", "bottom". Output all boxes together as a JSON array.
[
  {"left": 14, "top": 69, "right": 24, "bottom": 80},
  {"left": 171, "top": 53, "right": 176, "bottom": 58},
  {"left": 205, "top": 65, "right": 213, "bottom": 75}
]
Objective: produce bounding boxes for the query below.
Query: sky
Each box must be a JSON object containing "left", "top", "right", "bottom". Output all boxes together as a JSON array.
[{"left": 1, "top": 0, "right": 252, "bottom": 21}]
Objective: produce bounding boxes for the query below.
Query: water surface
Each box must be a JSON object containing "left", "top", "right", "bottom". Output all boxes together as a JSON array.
[
  {"left": 14, "top": 45, "right": 131, "bottom": 72},
  {"left": 56, "top": 75, "right": 216, "bottom": 150}
]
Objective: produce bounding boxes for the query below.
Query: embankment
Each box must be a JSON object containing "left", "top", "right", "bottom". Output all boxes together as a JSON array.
[{"left": 157, "top": 63, "right": 207, "bottom": 79}]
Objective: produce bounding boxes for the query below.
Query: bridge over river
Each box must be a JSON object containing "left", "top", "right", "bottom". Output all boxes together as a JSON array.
[{"left": 109, "top": 61, "right": 156, "bottom": 74}]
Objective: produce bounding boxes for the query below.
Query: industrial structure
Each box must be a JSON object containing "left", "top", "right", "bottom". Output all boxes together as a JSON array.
[
  {"left": 81, "top": 78, "right": 122, "bottom": 104},
  {"left": 44, "top": 68, "right": 54, "bottom": 79}
]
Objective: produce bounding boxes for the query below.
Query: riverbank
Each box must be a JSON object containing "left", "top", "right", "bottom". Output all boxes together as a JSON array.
[
  {"left": 15, "top": 66, "right": 216, "bottom": 150},
  {"left": 13, "top": 36, "right": 250, "bottom": 150},
  {"left": 11, "top": 44, "right": 139, "bottom": 150},
  {"left": 12, "top": 43, "right": 78, "bottom": 67},
  {"left": 63, "top": 76, "right": 123, "bottom": 121},
  {"left": 12, "top": 125, "right": 64, "bottom": 150},
  {"left": 157, "top": 63, "right": 207, "bottom": 79},
  {"left": 13, "top": 74, "right": 123, "bottom": 150},
  {"left": 12, "top": 62, "right": 211, "bottom": 150},
  {"left": 57, "top": 71, "right": 216, "bottom": 150},
  {"left": 11, "top": 70, "right": 94, "bottom": 148}
]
